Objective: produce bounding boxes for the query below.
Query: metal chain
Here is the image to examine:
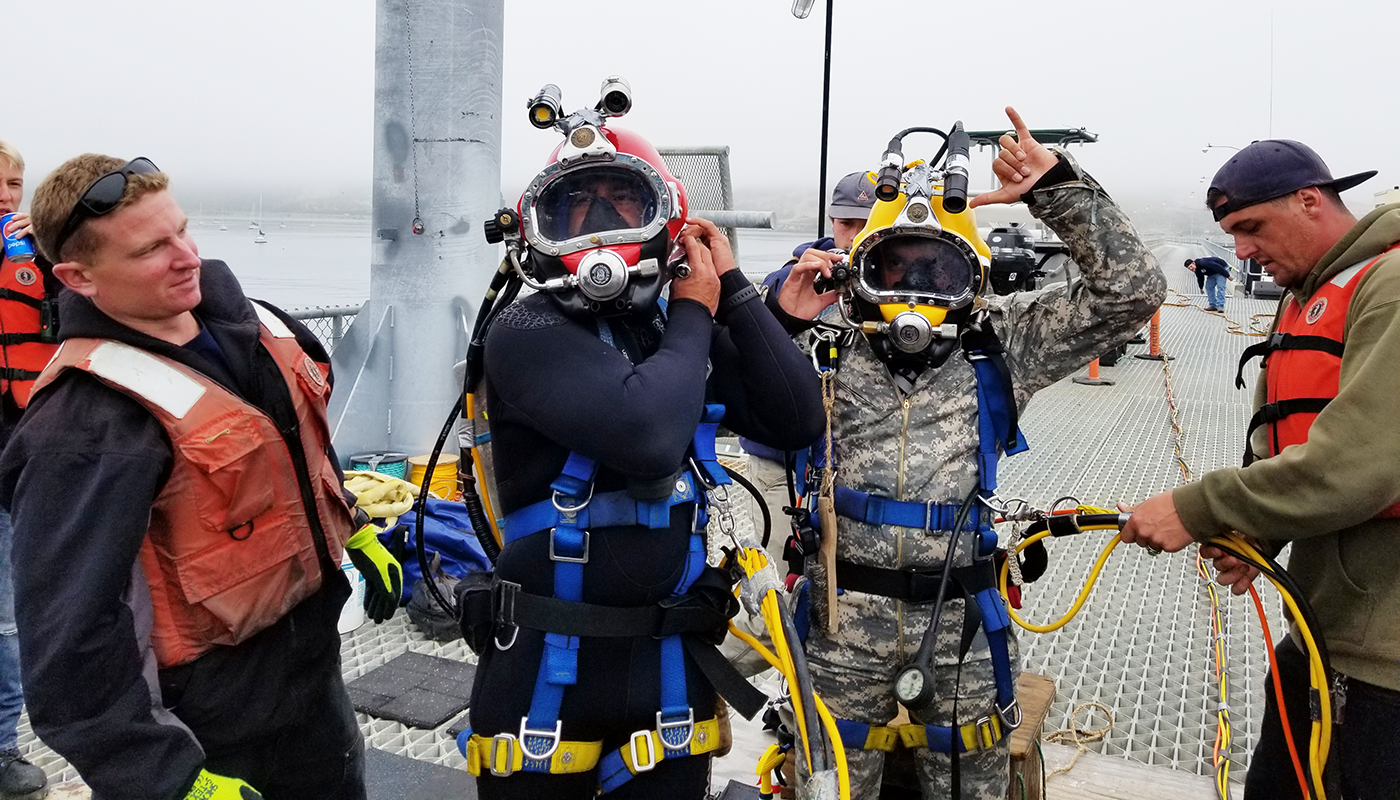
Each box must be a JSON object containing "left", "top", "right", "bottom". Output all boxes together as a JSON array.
[{"left": 401, "top": 0, "right": 423, "bottom": 230}]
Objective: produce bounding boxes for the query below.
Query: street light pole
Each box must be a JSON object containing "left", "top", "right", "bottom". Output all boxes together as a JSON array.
[{"left": 793, "top": 0, "right": 835, "bottom": 241}]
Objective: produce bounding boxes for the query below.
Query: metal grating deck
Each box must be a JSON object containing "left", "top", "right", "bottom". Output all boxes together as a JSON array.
[
  {"left": 19, "top": 241, "right": 1291, "bottom": 790},
  {"left": 1002, "top": 242, "right": 1285, "bottom": 780}
]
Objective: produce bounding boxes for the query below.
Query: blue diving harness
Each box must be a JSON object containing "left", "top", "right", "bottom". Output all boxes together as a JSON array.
[
  {"left": 458, "top": 401, "right": 766, "bottom": 790},
  {"left": 811, "top": 321, "right": 1028, "bottom": 755}
]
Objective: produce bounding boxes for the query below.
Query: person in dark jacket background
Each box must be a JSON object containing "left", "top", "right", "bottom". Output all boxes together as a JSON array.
[
  {"left": 0, "top": 154, "right": 395, "bottom": 800},
  {"left": 1185, "top": 256, "right": 1233, "bottom": 311}
]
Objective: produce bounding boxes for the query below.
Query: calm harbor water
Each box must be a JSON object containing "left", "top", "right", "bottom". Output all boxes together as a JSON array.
[{"left": 190, "top": 216, "right": 820, "bottom": 310}]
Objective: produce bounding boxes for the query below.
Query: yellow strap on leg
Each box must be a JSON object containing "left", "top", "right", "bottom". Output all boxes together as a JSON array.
[
  {"left": 864, "top": 725, "right": 900, "bottom": 751},
  {"left": 897, "top": 714, "right": 1005, "bottom": 754},
  {"left": 616, "top": 717, "right": 724, "bottom": 775},
  {"left": 463, "top": 732, "right": 603, "bottom": 777}
]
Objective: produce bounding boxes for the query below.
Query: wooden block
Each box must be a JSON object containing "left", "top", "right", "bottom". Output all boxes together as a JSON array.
[
  {"left": 1008, "top": 672, "right": 1057, "bottom": 800},
  {"left": 817, "top": 495, "right": 839, "bottom": 634},
  {"left": 1009, "top": 672, "right": 1057, "bottom": 758}
]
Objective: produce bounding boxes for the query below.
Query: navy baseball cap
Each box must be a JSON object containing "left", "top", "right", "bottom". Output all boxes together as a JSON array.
[
  {"left": 829, "top": 171, "right": 877, "bottom": 219},
  {"left": 1209, "top": 140, "right": 1376, "bottom": 222}
]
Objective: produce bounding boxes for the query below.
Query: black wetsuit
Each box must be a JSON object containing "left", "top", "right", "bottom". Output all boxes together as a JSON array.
[{"left": 471, "top": 270, "right": 823, "bottom": 799}]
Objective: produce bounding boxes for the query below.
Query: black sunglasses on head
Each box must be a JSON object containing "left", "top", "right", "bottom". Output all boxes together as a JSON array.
[{"left": 53, "top": 157, "right": 160, "bottom": 258}]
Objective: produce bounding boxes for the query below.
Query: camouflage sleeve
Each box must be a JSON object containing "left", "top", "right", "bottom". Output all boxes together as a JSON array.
[{"left": 987, "top": 149, "right": 1167, "bottom": 403}]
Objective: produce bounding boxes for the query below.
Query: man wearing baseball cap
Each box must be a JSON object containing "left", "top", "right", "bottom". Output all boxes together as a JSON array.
[
  {"left": 1120, "top": 139, "right": 1400, "bottom": 797},
  {"left": 721, "top": 171, "right": 879, "bottom": 678},
  {"left": 740, "top": 170, "right": 877, "bottom": 554}
]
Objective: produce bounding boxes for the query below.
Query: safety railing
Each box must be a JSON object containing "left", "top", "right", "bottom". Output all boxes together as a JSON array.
[
  {"left": 286, "top": 304, "right": 362, "bottom": 354},
  {"left": 659, "top": 146, "right": 774, "bottom": 263}
]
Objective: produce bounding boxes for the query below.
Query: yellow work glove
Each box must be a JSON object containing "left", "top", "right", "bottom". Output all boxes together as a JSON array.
[
  {"left": 347, "top": 522, "right": 404, "bottom": 623},
  {"left": 185, "top": 769, "right": 263, "bottom": 799}
]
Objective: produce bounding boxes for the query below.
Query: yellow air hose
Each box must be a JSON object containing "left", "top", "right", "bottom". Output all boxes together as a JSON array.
[
  {"left": 998, "top": 513, "right": 1125, "bottom": 633},
  {"left": 1211, "top": 533, "right": 1332, "bottom": 798},
  {"left": 729, "top": 545, "right": 850, "bottom": 800},
  {"left": 999, "top": 512, "right": 1334, "bottom": 799},
  {"left": 728, "top": 620, "right": 850, "bottom": 800}
]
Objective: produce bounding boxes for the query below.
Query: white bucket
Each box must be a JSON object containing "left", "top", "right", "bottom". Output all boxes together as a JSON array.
[{"left": 338, "top": 551, "right": 366, "bottom": 634}]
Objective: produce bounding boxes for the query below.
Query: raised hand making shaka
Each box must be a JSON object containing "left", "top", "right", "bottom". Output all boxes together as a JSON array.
[{"left": 969, "top": 106, "right": 1063, "bottom": 208}]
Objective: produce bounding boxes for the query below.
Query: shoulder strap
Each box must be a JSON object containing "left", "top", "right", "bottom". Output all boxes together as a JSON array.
[
  {"left": 1235, "top": 332, "right": 1344, "bottom": 389},
  {"left": 961, "top": 323, "right": 1028, "bottom": 499},
  {"left": 250, "top": 300, "right": 296, "bottom": 339},
  {"left": 0, "top": 288, "right": 44, "bottom": 310}
]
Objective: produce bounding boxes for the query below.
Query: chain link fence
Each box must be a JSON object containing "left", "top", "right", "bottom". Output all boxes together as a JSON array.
[
  {"left": 659, "top": 146, "right": 740, "bottom": 259},
  {"left": 286, "top": 304, "right": 362, "bottom": 354}
]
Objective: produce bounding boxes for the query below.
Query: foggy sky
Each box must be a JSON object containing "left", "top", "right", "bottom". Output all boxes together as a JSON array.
[{"left": 8, "top": 0, "right": 1398, "bottom": 223}]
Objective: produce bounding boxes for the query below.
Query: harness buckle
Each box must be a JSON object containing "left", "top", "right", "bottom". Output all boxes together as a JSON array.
[
  {"left": 974, "top": 715, "right": 997, "bottom": 750},
  {"left": 1268, "top": 331, "right": 1286, "bottom": 349},
  {"left": 488, "top": 733, "right": 517, "bottom": 777},
  {"left": 518, "top": 718, "right": 563, "bottom": 761},
  {"left": 656, "top": 708, "right": 696, "bottom": 751},
  {"left": 997, "top": 697, "right": 1022, "bottom": 730},
  {"left": 494, "top": 581, "right": 521, "bottom": 651},
  {"left": 629, "top": 729, "right": 658, "bottom": 772},
  {"left": 548, "top": 529, "right": 590, "bottom": 563}
]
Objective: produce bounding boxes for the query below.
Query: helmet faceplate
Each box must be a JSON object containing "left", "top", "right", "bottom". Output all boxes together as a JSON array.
[
  {"left": 517, "top": 125, "right": 688, "bottom": 318},
  {"left": 848, "top": 173, "right": 990, "bottom": 329}
]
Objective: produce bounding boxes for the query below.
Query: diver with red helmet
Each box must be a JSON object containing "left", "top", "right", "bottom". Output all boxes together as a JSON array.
[{"left": 457, "top": 78, "right": 824, "bottom": 798}]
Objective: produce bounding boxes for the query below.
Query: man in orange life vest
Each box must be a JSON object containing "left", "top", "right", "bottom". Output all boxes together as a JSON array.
[
  {"left": 1120, "top": 141, "right": 1400, "bottom": 798},
  {"left": 0, "top": 140, "right": 52, "bottom": 800},
  {"left": 0, "top": 155, "right": 401, "bottom": 800}
]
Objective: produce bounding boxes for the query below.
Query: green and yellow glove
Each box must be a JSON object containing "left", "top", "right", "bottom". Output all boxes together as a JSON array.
[
  {"left": 347, "top": 518, "right": 404, "bottom": 623},
  {"left": 185, "top": 769, "right": 263, "bottom": 799}
]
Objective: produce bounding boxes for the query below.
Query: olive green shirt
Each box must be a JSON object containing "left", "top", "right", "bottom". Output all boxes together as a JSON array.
[{"left": 1174, "top": 204, "right": 1400, "bottom": 690}]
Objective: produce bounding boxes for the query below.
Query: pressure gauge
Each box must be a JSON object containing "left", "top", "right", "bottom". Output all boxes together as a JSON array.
[{"left": 894, "top": 663, "right": 933, "bottom": 707}]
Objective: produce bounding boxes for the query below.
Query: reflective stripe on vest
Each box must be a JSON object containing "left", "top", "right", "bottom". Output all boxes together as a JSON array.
[
  {"left": 0, "top": 257, "right": 56, "bottom": 408},
  {"left": 30, "top": 315, "right": 353, "bottom": 667},
  {"left": 1263, "top": 247, "right": 1400, "bottom": 518}
]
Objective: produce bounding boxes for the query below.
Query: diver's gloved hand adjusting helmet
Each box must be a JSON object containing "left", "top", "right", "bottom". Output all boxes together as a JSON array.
[{"left": 505, "top": 77, "right": 688, "bottom": 318}]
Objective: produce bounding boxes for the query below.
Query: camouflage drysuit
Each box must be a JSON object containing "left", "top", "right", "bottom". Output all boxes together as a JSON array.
[{"left": 802, "top": 150, "right": 1167, "bottom": 798}]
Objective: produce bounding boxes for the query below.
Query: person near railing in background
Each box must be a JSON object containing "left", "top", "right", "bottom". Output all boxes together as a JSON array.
[
  {"left": 1185, "top": 255, "right": 1232, "bottom": 312},
  {"left": 0, "top": 154, "right": 403, "bottom": 800},
  {"left": 1185, "top": 255, "right": 1208, "bottom": 292},
  {"left": 1122, "top": 139, "right": 1400, "bottom": 799},
  {"left": 0, "top": 140, "right": 51, "bottom": 800}
]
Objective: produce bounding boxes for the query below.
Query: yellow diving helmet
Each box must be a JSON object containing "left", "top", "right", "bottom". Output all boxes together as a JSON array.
[{"left": 847, "top": 137, "right": 991, "bottom": 355}]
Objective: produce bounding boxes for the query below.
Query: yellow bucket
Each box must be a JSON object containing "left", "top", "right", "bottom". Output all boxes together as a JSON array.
[{"left": 408, "top": 453, "right": 460, "bottom": 501}]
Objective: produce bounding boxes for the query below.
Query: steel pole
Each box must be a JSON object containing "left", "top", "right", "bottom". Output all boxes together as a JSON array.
[
  {"left": 328, "top": 0, "right": 504, "bottom": 459},
  {"left": 816, "top": 0, "right": 834, "bottom": 241}
]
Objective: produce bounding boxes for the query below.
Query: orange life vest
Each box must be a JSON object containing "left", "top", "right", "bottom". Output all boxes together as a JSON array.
[
  {"left": 1237, "top": 245, "right": 1400, "bottom": 517},
  {"left": 30, "top": 304, "right": 355, "bottom": 668},
  {"left": 0, "top": 256, "right": 57, "bottom": 408}
]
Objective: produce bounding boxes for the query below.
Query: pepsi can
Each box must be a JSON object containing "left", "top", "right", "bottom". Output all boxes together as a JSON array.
[{"left": 1, "top": 214, "right": 36, "bottom": 263}]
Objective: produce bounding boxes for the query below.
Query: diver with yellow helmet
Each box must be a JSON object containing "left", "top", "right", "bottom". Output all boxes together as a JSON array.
[{"left": 766, "top": 107, "right": 1167, "bottom": 798}]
